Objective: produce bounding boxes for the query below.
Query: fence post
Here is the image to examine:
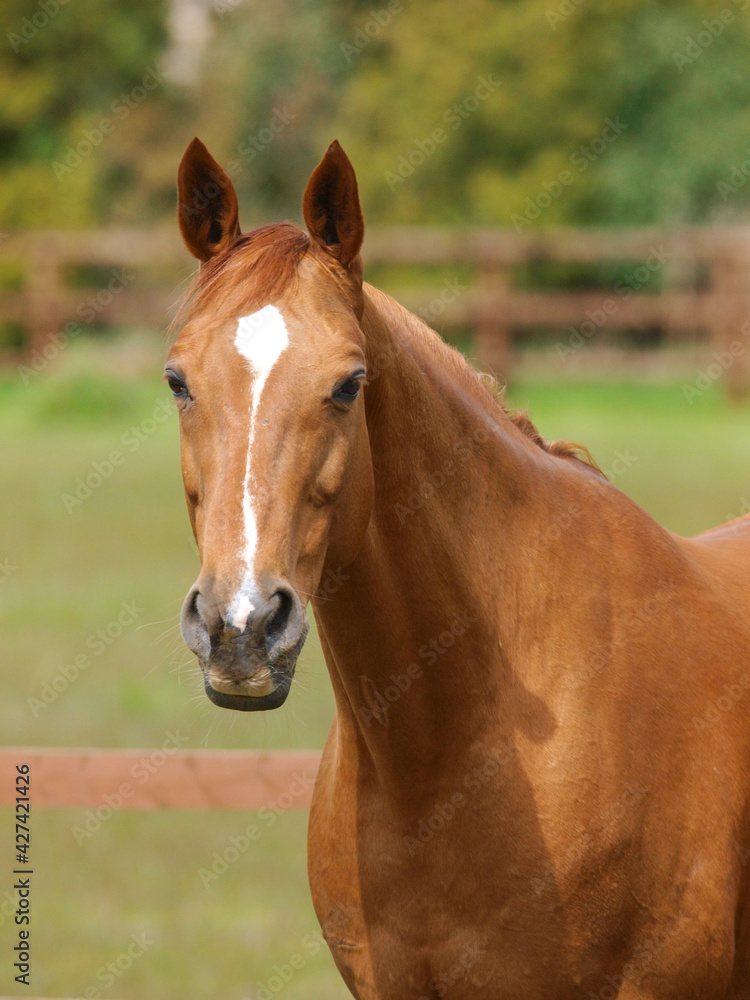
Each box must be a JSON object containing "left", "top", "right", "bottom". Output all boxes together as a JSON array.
[
  {"left": 26, "top": 238, "right": 66, "bottom": 357},
  {"left": 711, "top": 243, "right": 750, "bottom": 399},
  {"left": 474, "top": 261, "right": 512, "bottom": 379}
]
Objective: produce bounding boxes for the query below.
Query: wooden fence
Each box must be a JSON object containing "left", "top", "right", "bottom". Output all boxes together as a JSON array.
[
  {"left": 2, "top": 747, "right": 321, "bottom": 808},
  {"left": 3, "top": 226, "right": 750, "bottom": 392}
]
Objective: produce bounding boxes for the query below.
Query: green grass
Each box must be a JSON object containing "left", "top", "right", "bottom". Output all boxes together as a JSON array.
[{"left": 2, "top": 336, "right": 749, "bottom": 998}]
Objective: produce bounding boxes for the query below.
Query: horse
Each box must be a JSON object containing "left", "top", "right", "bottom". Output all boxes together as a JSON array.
[{"left": 168, "top": 136, "right": 750, "bottom": 999}]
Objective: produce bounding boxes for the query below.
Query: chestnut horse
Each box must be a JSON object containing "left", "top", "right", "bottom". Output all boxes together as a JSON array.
[{"left": 169, "top": 137, "right": 750, "bottom": 998}]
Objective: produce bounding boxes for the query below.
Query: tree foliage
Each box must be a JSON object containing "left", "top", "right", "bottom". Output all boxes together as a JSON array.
[
  {"left": 0, "top": 0, "right": 168, "bottom": 227},
  {"left": 2, "top": 0, "right": 750, "bottom": 230}
]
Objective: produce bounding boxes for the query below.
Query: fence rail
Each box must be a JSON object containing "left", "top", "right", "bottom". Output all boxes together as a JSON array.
[
  {"left": 3, "top": 225, "right": 750, "bottom": 392},
  {"left": 2, "top": 748, "right": 321, "bottom": 809}
]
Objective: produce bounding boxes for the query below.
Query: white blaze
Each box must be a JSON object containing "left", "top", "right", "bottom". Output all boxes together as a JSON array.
[{"left": 230, "top": 304, "right": 290, "bottom": 630}]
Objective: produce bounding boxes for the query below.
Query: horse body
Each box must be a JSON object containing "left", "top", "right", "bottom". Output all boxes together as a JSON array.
[
  {"left": 305, "top": 285, "right": 750, "bottom": 999},
  {"left": 170, "top": 138, "right": 750, "bottom": 998}
]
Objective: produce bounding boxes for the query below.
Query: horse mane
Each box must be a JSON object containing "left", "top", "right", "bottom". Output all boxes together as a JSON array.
[
  {"left": 369, "top": 285, "right": 604, "bottom": 478},
  {"left": 499, "top": 398, "right": 602, "bottom": 474},
  {"left": 174, "top": 222, "right": 602, "bottom": 476},
  {"left": 473, "top": 370, "right": 602, "bottom": 474}
]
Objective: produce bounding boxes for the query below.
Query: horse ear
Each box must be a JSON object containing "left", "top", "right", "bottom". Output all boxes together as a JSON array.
[
  {"left": 302, "top": 140, "right": 364, "bottom": 269},
  {"left": 177, "top": 137, "right": 241, "bottom": 263}
]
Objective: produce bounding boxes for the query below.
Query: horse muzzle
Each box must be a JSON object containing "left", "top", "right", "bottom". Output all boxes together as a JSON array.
[{"left": 180, "top": 577, "right": 308, "bottom": 712}]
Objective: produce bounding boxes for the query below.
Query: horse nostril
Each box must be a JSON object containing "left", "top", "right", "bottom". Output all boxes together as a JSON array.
[
  {"left": 264, "top": 588, "right": 294, "bottom": 647},
  {"left": 180, "top": 584, "right": 211, "bottom": 661},
  {"left": 187, "top": 588, "right": 201, "bottom": 622}
]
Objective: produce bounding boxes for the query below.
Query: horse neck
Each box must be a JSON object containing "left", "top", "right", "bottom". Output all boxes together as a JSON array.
[{"left": 313, "top": 284, "right": 586, "bottom": 778}]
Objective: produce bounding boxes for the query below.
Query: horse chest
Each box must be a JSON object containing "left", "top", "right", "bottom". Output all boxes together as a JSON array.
[
  {"left": 314, "top": 861, "right": 582, "bottom": 1000},
  {"left": 309, "top": 766, "right": 599, "bottom": 999},
  {"left": 309, "top": 748, "right": 739, "bottom": 1000}
]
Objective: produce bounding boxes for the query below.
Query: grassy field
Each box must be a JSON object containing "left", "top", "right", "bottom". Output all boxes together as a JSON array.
[{"left": 2, "top": 335, "right": 749, "bottom": 999}]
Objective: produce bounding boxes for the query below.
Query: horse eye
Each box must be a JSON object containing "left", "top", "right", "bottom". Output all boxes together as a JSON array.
[
  {"left": 332, "top": 373, "right": 365, "bottom": 405},
  {"left": 165, "top": 372, "right": 188, "bottom": 399}
]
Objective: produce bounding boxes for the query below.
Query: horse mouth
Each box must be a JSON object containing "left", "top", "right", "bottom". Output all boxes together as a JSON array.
[
  {"left": 203, "top": 667, "right": 295, "bottom": 711},
  {"left": 195, "top": 619, "right": 308, "bottom": 713}
]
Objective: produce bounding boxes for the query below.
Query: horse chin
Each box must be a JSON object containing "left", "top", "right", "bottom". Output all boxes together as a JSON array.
[{"left": 203, "top": 666, "right": 296, "bottom": 712}]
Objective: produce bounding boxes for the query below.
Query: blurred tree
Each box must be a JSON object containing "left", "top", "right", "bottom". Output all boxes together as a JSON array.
[
  {"left": 589, "top": 3, "right": 750, "bottom": 225},
  {"left": 80, "top": 0, "right": 356, "bottom": 228},
  {"left": 4, "top": 0, "right": 750, "bottom": 230},
  {"left": 0, "top": 0, "right": 169, "bottom": 227},
  {"left": 333, "top": 0, "right": 750, "bottom": 227}
]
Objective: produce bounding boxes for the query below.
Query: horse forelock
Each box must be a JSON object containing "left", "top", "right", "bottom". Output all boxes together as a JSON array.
[{"left": 172, "top": 222, "right": 313, "bottom": 338}]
